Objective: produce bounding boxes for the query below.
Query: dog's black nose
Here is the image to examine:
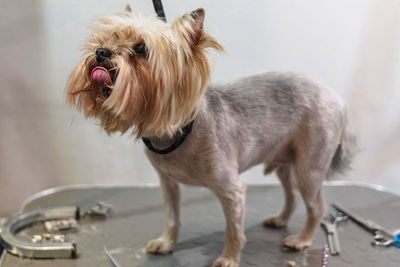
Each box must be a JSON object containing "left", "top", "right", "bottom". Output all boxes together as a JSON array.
[{"left": 96, "top": 48, "right": 112, "bottom": 63}]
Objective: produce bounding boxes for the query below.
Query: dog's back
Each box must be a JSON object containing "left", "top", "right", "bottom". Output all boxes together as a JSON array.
[{"left": 203, "top": 71, "right": 349, "bottom": 175}]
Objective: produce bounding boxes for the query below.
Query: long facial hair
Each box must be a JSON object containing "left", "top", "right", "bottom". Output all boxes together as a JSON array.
[{"left": 66, "top": 8, "right": 224, "bottom": 138}]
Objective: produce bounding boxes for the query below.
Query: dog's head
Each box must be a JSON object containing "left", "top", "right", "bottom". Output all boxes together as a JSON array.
[{"left": 66, "top": 6, "right": 223, "bottom": 138}]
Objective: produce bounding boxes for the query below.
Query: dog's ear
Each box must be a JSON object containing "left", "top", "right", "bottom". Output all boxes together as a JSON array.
[
  {"left": 173, "top": 8, "right": 205, "bottom": 46},
  {"left": 125, "top": 4, "right": 132, "bottom": 13},
  {"left": 187, "top": 8, "right": 205, "bottom": 42},
  {"left": 173, "top": 8, "right": 224, "bottom": 52}
]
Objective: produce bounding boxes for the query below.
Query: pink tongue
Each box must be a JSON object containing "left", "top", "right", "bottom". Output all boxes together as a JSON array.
[{"left": 90, "top": 66, "right": 112, "bottom": 86}]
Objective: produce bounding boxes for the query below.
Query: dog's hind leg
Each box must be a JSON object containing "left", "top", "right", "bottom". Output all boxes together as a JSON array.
[
  {"left": 263, "top": 166, "right": 298, "bottom": 228},
  {"left": 146, "top": 174, "right": 181, "bottom": 254},
  {"left": 282, "top": 152, "right": 328, "bottom": 250}
]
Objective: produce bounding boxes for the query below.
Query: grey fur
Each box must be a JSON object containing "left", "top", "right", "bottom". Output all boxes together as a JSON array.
[
  {"left": 145, "top": 71, "right": 354, "bottom": 264},
  {"left": 327, "top": 133, "right": 357, "bottom": 178}
]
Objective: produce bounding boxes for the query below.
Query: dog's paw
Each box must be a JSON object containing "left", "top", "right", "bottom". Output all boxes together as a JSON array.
[
  {"left": 283, "top": 235, "right": 311, "bottom": 250},
  {"left": 212, "top": 256, "right": 239, "bottom": 267},
  {"left": 263, "top": 216, "right": 287, "bottom": 228},
  {"left": 146, "top": 238, "right": 174, "bottom": 254}
]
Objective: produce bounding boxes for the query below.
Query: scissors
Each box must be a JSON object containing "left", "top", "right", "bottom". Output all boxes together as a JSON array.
[{"left": 332, "top": 203, "right": 400, "bottom": 248}]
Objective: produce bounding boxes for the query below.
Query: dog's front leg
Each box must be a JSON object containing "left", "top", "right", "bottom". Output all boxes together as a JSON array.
[
  {"left": 211, "top": 181, "right": 246, "bottom": 267},
  {"left": 146, "top": 175, "right": 180, "bottom": 254}
]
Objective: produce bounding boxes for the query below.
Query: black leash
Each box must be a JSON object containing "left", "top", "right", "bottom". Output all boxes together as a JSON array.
[
  {"left": 143, "top": 0, "right": 195, "bottom": 154},
  {"left": 152, "top": 0, "right": 166, "bottom": 22},
  {"left": 0, "top": 1, "right": 184, "bottom": 259}
]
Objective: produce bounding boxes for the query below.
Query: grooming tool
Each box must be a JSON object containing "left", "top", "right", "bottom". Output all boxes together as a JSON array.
[
  {"left": 0, "top": 206, "right": 79, "bottom": 258},
  {"left": 332, "top": 203, "right": 400, "bottom": 248},
  {"left": 320, "top": 212, "right": 348, "bottom": 255}
]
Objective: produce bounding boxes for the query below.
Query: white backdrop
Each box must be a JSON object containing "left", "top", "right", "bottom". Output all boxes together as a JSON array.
[{"left": 1, "top": 0, "right": 400, "bottom": 216}]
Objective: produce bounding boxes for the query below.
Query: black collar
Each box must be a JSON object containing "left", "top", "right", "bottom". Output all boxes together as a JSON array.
[{"left": 142, "top": 121, "right": 194, "bottom": 155}]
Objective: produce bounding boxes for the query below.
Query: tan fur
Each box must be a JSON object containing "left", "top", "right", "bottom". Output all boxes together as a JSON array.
[{"left": 66, "top": 9, "right": 224, "bottom": 138}]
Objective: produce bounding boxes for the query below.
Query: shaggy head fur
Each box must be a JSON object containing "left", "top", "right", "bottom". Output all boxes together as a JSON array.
[{"left": 66, "top": 7, "right": 223, "bottom": 137}]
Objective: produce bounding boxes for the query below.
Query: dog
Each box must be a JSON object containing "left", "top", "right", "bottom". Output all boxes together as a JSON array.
[{"left": 66, "top": 6, "right": 354, "bottom": 267}]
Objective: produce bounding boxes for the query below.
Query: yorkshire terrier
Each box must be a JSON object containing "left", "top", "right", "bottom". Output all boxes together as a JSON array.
[{"left": 67, "top": 5, "right": 353, "bottom": 267}]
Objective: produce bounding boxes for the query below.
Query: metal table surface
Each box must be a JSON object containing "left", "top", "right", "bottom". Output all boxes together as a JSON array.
[{"left": 1, "top": 182, "right": 400, "bottom": 267}]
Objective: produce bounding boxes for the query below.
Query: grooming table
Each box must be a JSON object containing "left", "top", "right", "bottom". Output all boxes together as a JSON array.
[{"left": 1, "top": 182, "right": 400, "bottom": 266}]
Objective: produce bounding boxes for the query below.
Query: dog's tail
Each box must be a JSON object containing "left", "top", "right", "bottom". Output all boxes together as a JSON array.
[{"left": 327, "top": 127, "right": 357, "bottom": 178}]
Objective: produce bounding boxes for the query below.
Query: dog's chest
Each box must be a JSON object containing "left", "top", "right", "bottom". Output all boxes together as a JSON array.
[{"left": 146, "top": 150, "right": 207, "bottom": 186}]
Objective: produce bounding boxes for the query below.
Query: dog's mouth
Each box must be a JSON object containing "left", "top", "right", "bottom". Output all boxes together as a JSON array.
[{"left": 90, "top": 66, "right": 115, "bottom": 99}]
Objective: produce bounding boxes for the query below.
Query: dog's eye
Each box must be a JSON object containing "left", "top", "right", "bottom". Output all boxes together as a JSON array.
[{"left": 133, "top": 42, "right": 147, "bottom": 55}]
